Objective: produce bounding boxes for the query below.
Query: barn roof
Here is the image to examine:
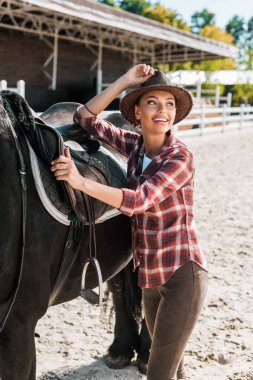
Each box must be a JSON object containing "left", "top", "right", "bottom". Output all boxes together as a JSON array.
[{"left": 0, "top": 0, "right": 238, "bottom": 64}]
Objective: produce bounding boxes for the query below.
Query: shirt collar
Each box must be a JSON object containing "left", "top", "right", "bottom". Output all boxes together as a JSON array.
[{"left": 138, "top": 130, "right": 176, "bottom": 160}]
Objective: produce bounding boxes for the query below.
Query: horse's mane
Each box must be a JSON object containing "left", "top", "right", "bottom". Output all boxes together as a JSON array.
[{"left": 0, "top": 91, "right": 36, "bottom": 134}]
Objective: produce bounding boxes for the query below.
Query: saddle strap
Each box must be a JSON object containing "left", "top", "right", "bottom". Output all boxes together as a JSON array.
[{"left": 48, "top": 220, "right": 83, "bottom": 307}]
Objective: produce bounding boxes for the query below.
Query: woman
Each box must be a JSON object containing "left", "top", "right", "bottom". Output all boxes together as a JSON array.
[{"left": 51, "top": 64, "right": 208, "bottom": 380}]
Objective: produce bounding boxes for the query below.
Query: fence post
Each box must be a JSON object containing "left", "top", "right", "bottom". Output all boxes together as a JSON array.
[
  {"left": 215, "top": 85, "right": 220, "bottom": 107},
  {"left": 17, "top": 80, "right": 25, "bottom": 97},
  {"left": 196, "top": 80, "right": 201, "bottom": 98},
  {"left": 200, "top": 105, "right": 205, "bottom": 136},
  {"left": 239, "top": 104, "right": 245, "bottom": 130},
  {"left": 222, "top": 104, "right": 227, "bottom": 133},
  {"left": 227, "top": 92, "right": 232, "bottom": 107},
  {"left": 97, "top": 69, "right": 102, "bottom": 94},
  {"left": 0, "top": 80, "right": 7, "bottom": 90}
]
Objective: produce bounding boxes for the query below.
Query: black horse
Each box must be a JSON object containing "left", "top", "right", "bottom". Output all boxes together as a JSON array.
[{"left": 0, "top": 92, "right": 132, "bottom": 380}]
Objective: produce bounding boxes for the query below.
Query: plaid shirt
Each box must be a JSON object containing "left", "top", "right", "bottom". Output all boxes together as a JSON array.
[{"left": 74, "top": 111, "right": 207, "bottom": 288}]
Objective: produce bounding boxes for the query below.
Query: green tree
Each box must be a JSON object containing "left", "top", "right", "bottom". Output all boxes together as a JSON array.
[
  {"left": 226, "top": 15, "right": 245, "bottom": 45},
  {"left": 191, "top": 8, "right": 215, "bottom": 34},
  {"left": 244, "top": 17, "right": 253, "bottom": 69},
  {"left": 119, "top": 0, "right": 151, "bottom": 16},
  {"left": 226, "top": 16, "right": 253, "bottom": 69},
  {"left": 231, "top": 84, "right": 253, "bottom": 105},
  {"left": 98, "top": 0, "right": 118, "bottom": 6}
]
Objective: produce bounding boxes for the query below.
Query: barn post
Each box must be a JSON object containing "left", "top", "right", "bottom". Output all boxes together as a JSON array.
[
  {"left": 42, "top": 28, "right": 59, "bottom": 90},
  {"left": 97, "top": 39, "right": 103, "bottom": 94},
  {"left": 52, "top": 28, "right": 59, "bottom": 90}
]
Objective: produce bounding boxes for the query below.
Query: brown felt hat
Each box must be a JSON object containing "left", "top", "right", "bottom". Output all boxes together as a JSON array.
[{"left": 120, "top": 70, "right": 193, "bottom": 126}]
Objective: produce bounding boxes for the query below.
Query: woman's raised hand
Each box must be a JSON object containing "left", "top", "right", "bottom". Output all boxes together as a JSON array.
[{"left": 125, "top": 64, "right": 156, "bottom": 87}]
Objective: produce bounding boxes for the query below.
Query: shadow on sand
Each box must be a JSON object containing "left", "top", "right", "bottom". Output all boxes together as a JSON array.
[{"left": 37, "top": 356, "right": 145, "bottom": 380}]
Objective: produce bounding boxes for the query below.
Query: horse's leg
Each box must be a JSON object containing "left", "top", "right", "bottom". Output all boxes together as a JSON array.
[
  {"left": 136, "top": 317, "right": 151, "bottom": 375},
  {"left": 0, "top": 320, "right": 36, "bottom": 380},
  {"left": 106, "top": 269, "right": 139, "bottom": 369}
]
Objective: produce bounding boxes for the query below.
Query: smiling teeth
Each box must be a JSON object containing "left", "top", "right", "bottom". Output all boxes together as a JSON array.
[{"left": 154, "top": 118, "right": 167, "bottom": 122}]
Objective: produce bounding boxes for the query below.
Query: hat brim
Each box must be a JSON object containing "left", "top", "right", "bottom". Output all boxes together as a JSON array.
[
  {"left": 40, "top": 102, "right": 82, "bottom": 128},
  {"left": 120, "top": 85, "right": 193, "bottom": 126}
]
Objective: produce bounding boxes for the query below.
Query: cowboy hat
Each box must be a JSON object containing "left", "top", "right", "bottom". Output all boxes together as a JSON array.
[{"left": 119, "top": 70, "right": 193, "bottom": 126}]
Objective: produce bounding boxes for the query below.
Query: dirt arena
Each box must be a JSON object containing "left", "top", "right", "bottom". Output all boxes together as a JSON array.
[{"left": 36, "top": 128, "right": 253, "bottom": 380}]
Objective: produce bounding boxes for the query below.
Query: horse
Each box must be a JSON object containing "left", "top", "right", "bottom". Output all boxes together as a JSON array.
[{"left": 0, "top": 92, "right": 132, "bottom": 380}]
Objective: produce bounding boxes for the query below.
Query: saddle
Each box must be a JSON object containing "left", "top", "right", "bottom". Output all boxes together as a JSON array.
[{"left": 1, "top": 91, "right": 127, "bottom": 224}]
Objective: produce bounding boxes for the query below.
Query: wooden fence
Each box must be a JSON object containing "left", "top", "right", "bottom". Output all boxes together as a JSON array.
[
  {"left": 102, "top": 104, "right": 253, "bottom": 137},
  {"left": 175, "top": 105, "right": 253, "bottom": 137}
]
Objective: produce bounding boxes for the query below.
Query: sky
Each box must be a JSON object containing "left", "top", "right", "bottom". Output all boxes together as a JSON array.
[{"left": 158, "top": 0, "right": 253, "bottom": 29}]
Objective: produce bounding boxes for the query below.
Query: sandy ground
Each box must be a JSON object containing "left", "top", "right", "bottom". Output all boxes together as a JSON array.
[{"left": 36, "top": 128, "right": 253, "bottom": 380}]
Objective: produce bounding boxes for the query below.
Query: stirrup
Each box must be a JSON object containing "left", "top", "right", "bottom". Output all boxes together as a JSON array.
[{"left": 80, "top": 258, "right": 104, "bottom": 306}]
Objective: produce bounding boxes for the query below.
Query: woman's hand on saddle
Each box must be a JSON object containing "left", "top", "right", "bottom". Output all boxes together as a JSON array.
[
  {"left": 52, "top": 148, "right": 123, "bottom": 208},
  {"left": 123, "top": 64, "right": 156, "bottom": 87},
  {"left": 51, "top": 147, "right": 84, "bottom": 191}
]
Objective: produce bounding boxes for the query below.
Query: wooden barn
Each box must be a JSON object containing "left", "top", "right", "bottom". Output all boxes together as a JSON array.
[{"left": 0, "top": 0, "right": 238, "bottom": 111}]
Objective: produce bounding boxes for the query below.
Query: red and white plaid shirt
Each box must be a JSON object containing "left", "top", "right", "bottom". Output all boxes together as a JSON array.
[{"left": 74, "top": 111, "right": 207, "bottom": 288}]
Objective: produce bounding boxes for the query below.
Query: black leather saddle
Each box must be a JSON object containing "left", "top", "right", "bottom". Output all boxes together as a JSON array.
[{"left": 0, "top": 91, "right": 127, "bottom": 223}]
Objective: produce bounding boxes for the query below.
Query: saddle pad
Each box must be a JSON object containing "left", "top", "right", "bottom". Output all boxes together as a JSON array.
[{"left": 28, "top": 143, "right": 122, "bottom": 225}]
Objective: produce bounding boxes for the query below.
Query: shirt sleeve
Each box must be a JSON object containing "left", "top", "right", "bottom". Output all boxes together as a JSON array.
[
  {"left": 119, "top": 148, "right": 194, "bottom": 217},
  {"left": 73, "top": 109, "right": 138, "bottom": 157}
]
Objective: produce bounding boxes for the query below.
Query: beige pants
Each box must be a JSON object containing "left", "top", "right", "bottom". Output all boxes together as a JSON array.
[{"left": 142, "top": 261, "right": 208, "bottom": 380}]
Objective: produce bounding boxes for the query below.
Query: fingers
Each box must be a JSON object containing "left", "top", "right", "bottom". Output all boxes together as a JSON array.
[
  {"left": 51, "top": 155, "right": 69, "bottom": 165},
  {"left": 51, "top": 153, "right": 78, "bottom": 185},
  {"left": 51, "top": 150, "right": 72, "bottom": 173},
  {"left": 135, "top": 64, "right": 155, "bottom": 77},
  {"left": 51, "top": 162, "right": 67, "bottom": 171},
  {"left": 64, "top": 146, "right": 71, "bottom": 158},
  {"left": 51, "top": 163, "right": 69, "bottom": 178}
]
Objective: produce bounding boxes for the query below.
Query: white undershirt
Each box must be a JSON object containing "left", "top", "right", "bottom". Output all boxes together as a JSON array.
[{"left": 142, "top": 154, "right": 152, "bottom": 172}]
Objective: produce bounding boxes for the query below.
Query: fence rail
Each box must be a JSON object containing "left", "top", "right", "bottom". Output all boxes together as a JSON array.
[
  {"left": 175, "top": 104, "right": 253, "bottom": 137},
  {"left": 102, "top": 104, "right": 253, "bottom": 137}
]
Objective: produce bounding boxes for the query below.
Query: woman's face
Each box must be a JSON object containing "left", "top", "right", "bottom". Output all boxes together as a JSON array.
[{"left": 134, "top": 90, "right": 176, "bottom": 136}]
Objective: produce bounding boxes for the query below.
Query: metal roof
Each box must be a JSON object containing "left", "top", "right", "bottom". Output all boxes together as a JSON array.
[
  {"left": 169, "top": 70, "right": 253, "bottom": 85},
  {"left": 0, "top": 0, "right": 238, "bottom": 64}
]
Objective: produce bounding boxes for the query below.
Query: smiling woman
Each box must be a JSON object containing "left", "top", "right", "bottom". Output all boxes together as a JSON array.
[{"left": 51, "top": 64, "right": 208, "bottom": 380}]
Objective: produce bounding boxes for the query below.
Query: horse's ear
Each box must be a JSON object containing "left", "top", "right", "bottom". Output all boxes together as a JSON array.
[{"left": 40, "top": 102, "right": 83, "bottom": 128}]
